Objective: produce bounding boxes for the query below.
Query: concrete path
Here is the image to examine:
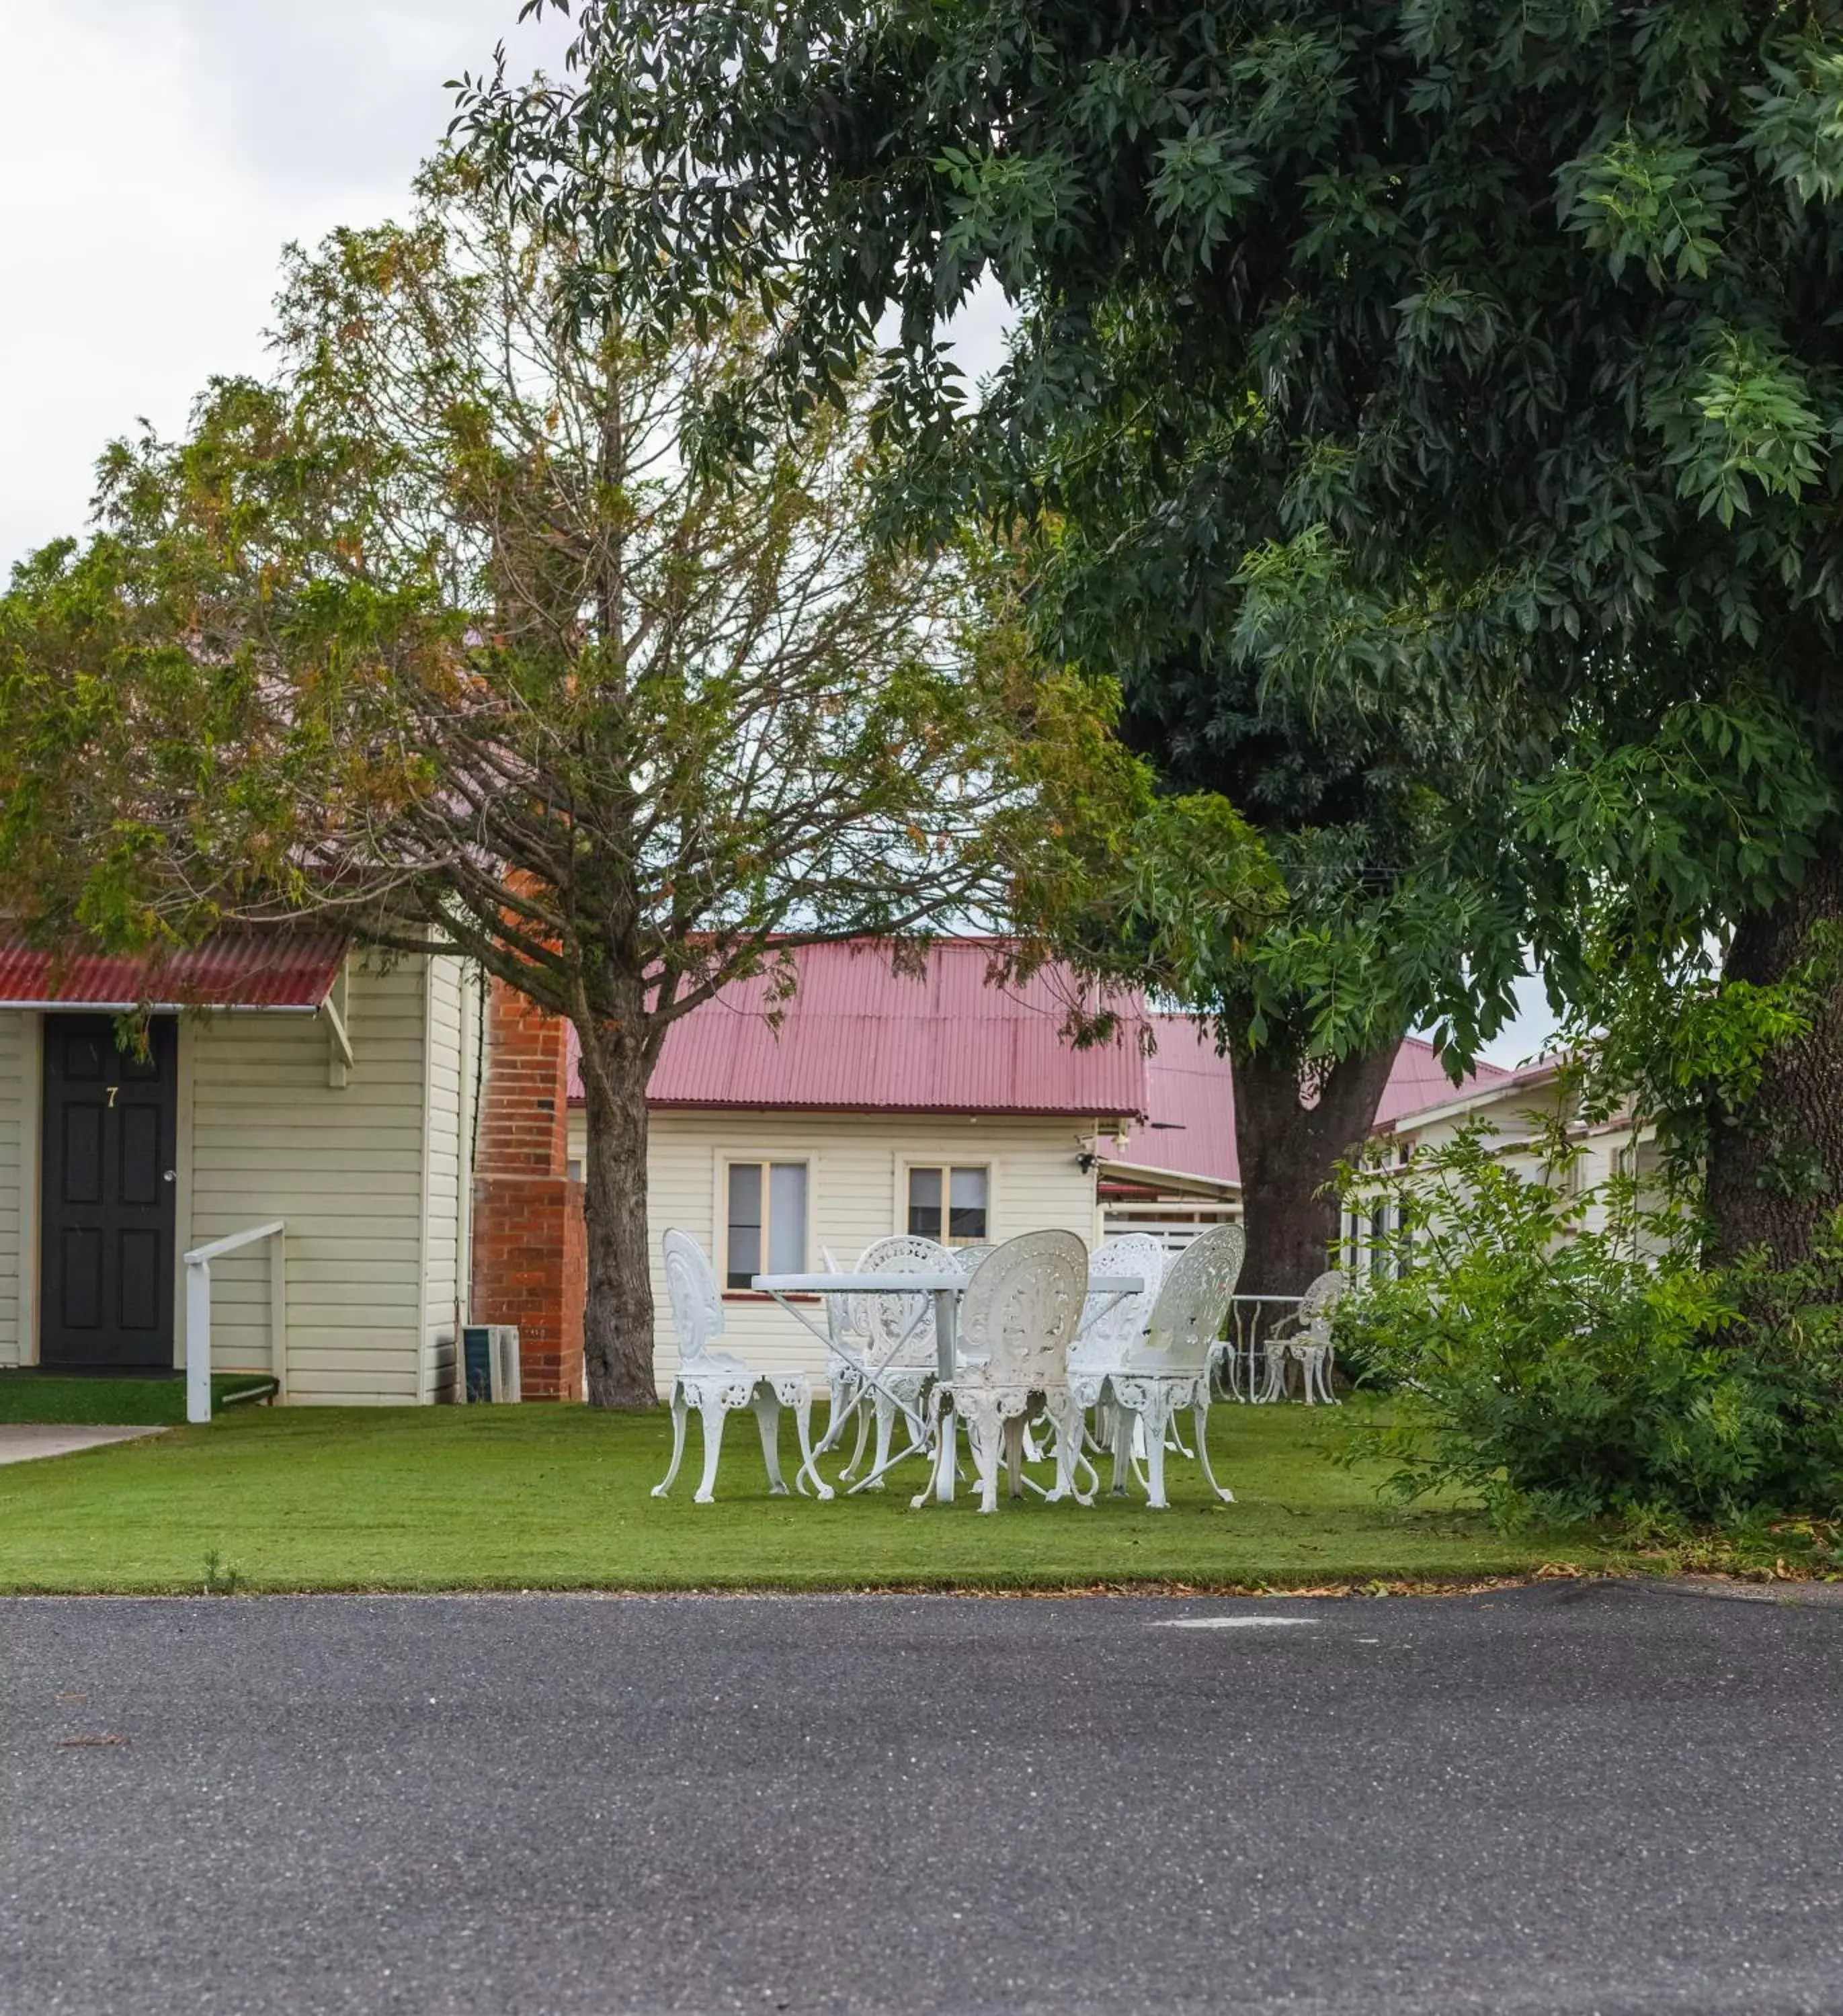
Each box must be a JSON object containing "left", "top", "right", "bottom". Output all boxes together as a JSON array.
[
  {"left": 0, "top": 1424, "right": 165, "bottom": 1466},
  {"left": 1, "top": 1581, "right": 1839, "bottom": 2014}
]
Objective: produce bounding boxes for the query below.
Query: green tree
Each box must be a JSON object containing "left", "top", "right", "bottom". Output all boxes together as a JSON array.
[
  {"left": 0, "top": 157, "right": 1151, "bottom": 1405},
  {"left": 466, "top": 0, "right": 1843, "bottom": 1267},
  {"left": 1013, "top": 401, "right": 1521, "bottom": 1292}
]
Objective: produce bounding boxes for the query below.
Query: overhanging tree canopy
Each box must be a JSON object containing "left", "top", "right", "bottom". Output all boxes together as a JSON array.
[
  {"left": 1011, "top": 366, "right": 1524, "bottom": 1290},
  {"left": 467, "top": 0, "right": 1843, "bottom": 1265}
]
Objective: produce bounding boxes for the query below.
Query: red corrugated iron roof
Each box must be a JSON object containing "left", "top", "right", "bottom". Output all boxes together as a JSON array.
[
  {"left": 1377, "top": 1038, "right": 1515, "bottom": 1124},
  {"left": 570, "top": 939, "right": 1149, "bottom": 1118},
  {"left": 0, "top": 932, "right": 347, "bottom": 1011},
  {"left": 1110, "top": 1018, "right": 1241, "bottom": 1187},
  {"left": 1108, "top": 1020, "right": 1514, "bottom": 1188}
]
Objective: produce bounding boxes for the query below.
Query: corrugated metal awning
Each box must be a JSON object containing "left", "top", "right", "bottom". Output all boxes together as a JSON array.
[{"left": 0, "top": 931, "right": 348, "bottom": 1011}]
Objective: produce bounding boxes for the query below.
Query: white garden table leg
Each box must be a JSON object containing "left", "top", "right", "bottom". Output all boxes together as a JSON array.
[
  {"left": 757, "top": 1285, "right": 927, "bottom": 1495},
  {"left": 840, "top": 1296, "right": 949, "bottom": 1495},
  {"left": 930, "top": 1286, "right": 959, "bottom": 1503}
]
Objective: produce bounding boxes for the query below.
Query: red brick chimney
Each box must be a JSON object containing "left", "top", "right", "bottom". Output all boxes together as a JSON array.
[{"left": 470, "top": 980, "right": 585, "bottom": 1400}]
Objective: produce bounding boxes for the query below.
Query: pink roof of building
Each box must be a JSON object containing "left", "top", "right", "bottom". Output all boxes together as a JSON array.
[
  {"left": 1375, "top": 1038, "right": 1515, "bottom": 1125},
  {"left": 571, "top": 939, "right": 1149, "bottom": 1118},
  {"left": 1109, "top": 1019, "right": 1241, "bottom": 1185},
  {"left": 1108, "top": 1018, "right": 1514, "bottom": 1189},
  {"left": 0, "top": 931, "right": 347, "bottom": 1011},
  {"left": 565, "top": 941, "right": 1521, "bottom": 1166}
]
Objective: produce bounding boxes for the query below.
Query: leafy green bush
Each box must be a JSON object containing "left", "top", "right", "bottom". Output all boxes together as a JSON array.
[{"left": 1336, "top": 1126, "right": 1843, "bottom": 1531}]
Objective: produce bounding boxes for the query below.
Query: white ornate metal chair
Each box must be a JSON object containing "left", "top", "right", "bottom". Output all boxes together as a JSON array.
[
  {"left": 1268, "top": 1269, "right": 1347, "bottom": 1405},
  {"left": 1252, "top": 1315, "right": 1293, "bottom": 1403},
  {"left": 915, "top": 1229, "right": 1090, "bottom": 1513},
  {"left": 844, "top": 1234, "right": 952, "bottom": 1487},
  {"left": 1068, "top": 1234, "right": 1168, "bottom": 1411},
  {"left": 651, "top": 1229, "right": 830, "bottom": 1504},
  {"left": 1065, "top": 1234, "right": 1166, "bottom": 1489},
  {"left": 1105, "top": 1222, "right": 1246, "bottom": 1509}
]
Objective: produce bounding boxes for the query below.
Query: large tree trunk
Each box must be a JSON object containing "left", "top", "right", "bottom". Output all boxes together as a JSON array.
[
  {"left": 577, "top": 1015, "right": 659, "bottom": 1409},
  {"left": 1234, "top": 1044, "right": 1401, "bottom": 1298},
  {"left": 1706, "top": 845, "right": 1843, "bottom": 1269}
]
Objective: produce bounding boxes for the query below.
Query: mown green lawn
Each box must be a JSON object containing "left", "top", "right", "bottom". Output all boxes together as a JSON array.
[
  {"left": 0, "top": 1400, "right": 1621, "bottom": 1595},
  {"left": 0, "top": 1371, "right": 278, "bottom": 1425}
]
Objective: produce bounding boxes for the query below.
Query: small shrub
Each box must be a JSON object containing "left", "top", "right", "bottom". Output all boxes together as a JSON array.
[
  {"left": 201, "top": 1550, "right": 245, "bottom": 1596},
  {"left": 1335, "top": 1125, "right": 1843, "bottom": 1531}
]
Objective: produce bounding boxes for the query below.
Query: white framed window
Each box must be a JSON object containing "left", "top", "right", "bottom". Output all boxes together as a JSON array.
[
  {"left": 1618, "top": 1138, "right": 1662, "bottom": 1183},
  {"left": 905, "top": 1163, "right": 991, "bottom": 1245},
  {"left": 724, "top": 1159, "right": 809, "bottom": 1289}
]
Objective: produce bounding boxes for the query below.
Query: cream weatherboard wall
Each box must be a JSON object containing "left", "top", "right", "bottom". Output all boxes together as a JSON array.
[
  {"left": 1385, "top": 1079, "right": 1657, "bottom": 1221},
  {"left": 418, "top": 958, "right": 476, "bottom": 1404},
  {"left": 181, "top": 954, "right": 470, "bottom": 1404},
  {"left": 1348, "top": 1073, "right": 1664, "bottom": 1271},
  {"left": 0, "top": 958, "right": 473, "bottom": 1398},
  {"left": 567, "top": 1105, "right": 1113, "bottom": 1381},
  {"left": 0, "top": 956, "right": 475, "bottom": 1398}
]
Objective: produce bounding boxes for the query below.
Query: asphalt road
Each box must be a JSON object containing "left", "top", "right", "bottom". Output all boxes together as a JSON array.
[{"left": 1, "top": 1581, "right": 1840, "bottom": 2016}]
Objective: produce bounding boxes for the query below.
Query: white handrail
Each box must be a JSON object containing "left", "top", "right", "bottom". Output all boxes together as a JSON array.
[{"left": 183, "top": 1220, "right": 287, "bottom": 1425}]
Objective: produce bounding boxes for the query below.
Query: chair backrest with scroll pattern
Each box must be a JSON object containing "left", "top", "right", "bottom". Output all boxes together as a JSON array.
[
  {"left": 852, "top": 1235, "right": 953, "bottom": 1366},
  {"left": 957, "top": 1230, "right": 1089, "bottom": 1392},
  {"left": 1070, "top": 1234, "right": 1168, "bottom": 1374},
  {"left": 661, "top": 1228, "right": 726, "bottom": 1369},
  {"left": 1296, "top": 1269, "right": 1347, "bottom": 1341},
  {"left": 1131, "top": 1222, "right": 1247, "bottom": 1378},
  {"left": 820, "top": 1247, "right": 856, "bottom": 1348}
]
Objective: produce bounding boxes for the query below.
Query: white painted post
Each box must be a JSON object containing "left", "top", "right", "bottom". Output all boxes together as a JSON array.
[
  {"left": 186, "top": 1259, "right": 212, "bottom": 1425},
  {"left": 270, "top": 1229, "right": 288, "bottom": 1404}
]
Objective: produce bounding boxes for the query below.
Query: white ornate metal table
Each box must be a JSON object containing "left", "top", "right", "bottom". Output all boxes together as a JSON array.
[{"left": 752, "top": 1269, "right": 1144, "bottom": 1499}]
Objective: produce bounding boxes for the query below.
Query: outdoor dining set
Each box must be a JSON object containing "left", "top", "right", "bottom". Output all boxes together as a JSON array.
[{"left": 651, "top": 1220, "right": 1347, "bottom": 1510}]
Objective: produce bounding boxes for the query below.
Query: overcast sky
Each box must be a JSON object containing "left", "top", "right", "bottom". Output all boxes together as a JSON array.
[
  {"left": 0, "top": 1, "right": 1557, "bottom": 1065},
  {"left": 0, "top": 0, "right": 572, "bottom": 566}
]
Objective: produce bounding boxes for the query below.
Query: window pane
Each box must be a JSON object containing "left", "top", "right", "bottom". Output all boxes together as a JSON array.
[
  {"left": 907, "top": 1166, "right": 942, "bottom": 1239},
  {"left": 948, "top": 1166, "right": 989, "bottom": 1241},
  {"left": 768, "top": 1163, "right": 807, "bottom": 1275},
  {"left": 727, "top": 1163, "right": 763, "bottom": 1289},
  {"left": 1368, "top": 1204, "right": 1391, "bottom": 1277}
]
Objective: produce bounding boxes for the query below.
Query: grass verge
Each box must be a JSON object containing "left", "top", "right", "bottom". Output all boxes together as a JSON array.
[
  {"left": 0, "top": 1370, "right": 278, "bottom": 1426},
  {"left": 0, "top": 1400, "right": 1626, "bottom": 1595}
]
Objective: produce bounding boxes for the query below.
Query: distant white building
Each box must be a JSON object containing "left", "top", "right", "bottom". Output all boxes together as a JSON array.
[{"left": 1349, "top": 1054, "right": 1666, "bottom": 1270}]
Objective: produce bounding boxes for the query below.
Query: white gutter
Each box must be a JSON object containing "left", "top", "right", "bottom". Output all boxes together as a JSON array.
[
  {"left": 1093, "top": 1156, "right": 1241, "bottom": 1200},
  {"left": 0, "top": 1000, "right": 324, "bottom": 1013}
]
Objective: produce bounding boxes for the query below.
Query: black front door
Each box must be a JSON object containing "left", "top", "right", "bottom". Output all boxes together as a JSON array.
[{"left": 39, "top": 1015, "right": 178, "bottom": 1370}]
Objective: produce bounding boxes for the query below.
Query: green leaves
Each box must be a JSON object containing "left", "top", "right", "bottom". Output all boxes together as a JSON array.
[
  {"left": 1559, "top": 127, "right": 1733, "bottom": 284},
  {"left": 1148, "top": 125, "right": 1259, "bottom": 269},
  {"left": 1746, "top": 32, "right": 1843, "bottom": 205},
  {"left": 934, "top": 144, "right": 1086, "bottom": 296},
  {"left": 461, "top": 0, "right": 1843, "bottom": 1157},
  {"left": 1645, "top": 323, "right": 1832, "bottom": 526},
  {"left": 0, "top": 153, "right": 1135, "bottom": 1062},
  {"left": 1521, "top": 694, "right": 1836, "bottom": 926},
  {"left": 1337, "top": 1125, "right": 1843, "bottom": 1528}
]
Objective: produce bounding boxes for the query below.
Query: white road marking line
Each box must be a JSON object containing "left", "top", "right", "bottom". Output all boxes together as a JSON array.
[{"left": 1151, "top": 1616, "right": 1319, "bottom": 1630}]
